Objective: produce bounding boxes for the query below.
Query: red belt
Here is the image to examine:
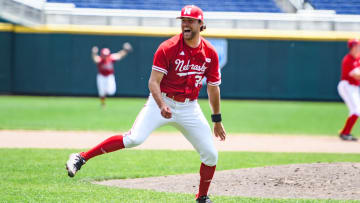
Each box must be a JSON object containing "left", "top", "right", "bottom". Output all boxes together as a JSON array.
[{"left": 164, "top": 93, "right": 194, "bottom": 103}]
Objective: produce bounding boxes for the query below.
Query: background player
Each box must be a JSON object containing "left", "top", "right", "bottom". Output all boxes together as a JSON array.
[
  {"left": 91, "top": 42, "right": 133, "bottom": 106},
  {"left": 337, "top": 38, "right": 360, "bottom": 141},
  {"left": 67, "top": 5, "right": 226, "bottom": 203}
]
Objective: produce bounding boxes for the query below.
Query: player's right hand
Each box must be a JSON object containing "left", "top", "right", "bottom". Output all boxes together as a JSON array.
[
  {"left": 92, "top": 46, "right": 99, "bottom": 54},
  {"left": 123, "top": 42, "right": 133, "bottom": 52},
  {"left": 160, "top": 105, "right": 172, "bottom": 119},
  {"left": 214, "top": 122, "right": 226, "bottom": 141}
]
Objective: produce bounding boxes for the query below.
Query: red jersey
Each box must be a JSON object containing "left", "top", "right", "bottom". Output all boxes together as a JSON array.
[
  {"left": 341, "top": 54, "right": 360, "bottom": 86},
  {"left": 152, "top": 34, "right": 221, "bottom": 100},
  {"left": 97, "top": 55, "right": 116, "bottom": 76}
]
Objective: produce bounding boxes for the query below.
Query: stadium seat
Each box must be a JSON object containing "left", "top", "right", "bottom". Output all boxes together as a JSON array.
[
  {"left": 46, "top": 0, "right": 282, "bottom": 13},
  {"left": 309, "top": 0, "right": 360, "bottom": 14}
]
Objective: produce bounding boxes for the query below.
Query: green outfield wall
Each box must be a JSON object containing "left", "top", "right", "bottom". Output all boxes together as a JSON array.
[
  {"left": 0, "top": 24, "right": 13, "bottom": 94},
  {"left": 12, "top": 33, "right": 160, "bottom": 96},
  {"left": 0, "top": 24, "right": 355, "bottom": 100},
  {"left": 219, "top": 39, "right": 345, "bottom": 100}
]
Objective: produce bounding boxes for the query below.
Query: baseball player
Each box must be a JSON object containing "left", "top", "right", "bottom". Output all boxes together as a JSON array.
[
  {"left": 67, "top": 5, "right": 226, "bottom": 203},
  {"left": 91, "top": 42, "right": 133, "bottom": 106},
  {"left": 337, "top": 38, "right": 360, "bottom": 141}
]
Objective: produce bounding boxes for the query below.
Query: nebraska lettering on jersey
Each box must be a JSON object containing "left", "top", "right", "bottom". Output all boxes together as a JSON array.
[
  {"left": 175, "top": 59, "right": 207, "bottom": 73},
  {"left": 341, "top": 54, "right": 360, "bottom": 86},
  {"left": 97, "top": 56, "right": 116, "bottom": 76},
  {"left": 152, "top": 34, "right": 221, "bottom": 100}
]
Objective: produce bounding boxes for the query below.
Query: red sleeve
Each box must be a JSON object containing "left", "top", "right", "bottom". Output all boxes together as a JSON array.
[
  {"left": 355, "top": 59, "right": 360, "bottom": 69},
  {"left": 205, "top": 50, "right": 221, "bottom": 86},
  {"left": 343, "top": 57, "right": 354, "bottom": 77},
  {"left": 152, "top": 45, "right": 169, "bottom": 75}
]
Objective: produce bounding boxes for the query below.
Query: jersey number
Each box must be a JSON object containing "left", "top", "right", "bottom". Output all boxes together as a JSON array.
[{"left": 195, "top": 75, "right": 202, "bottom": 87}]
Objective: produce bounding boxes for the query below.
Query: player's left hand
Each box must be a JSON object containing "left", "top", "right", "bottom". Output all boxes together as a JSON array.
[
  {"left": 213, "top": 122, "right": 226, "bottom": 141},
  {"left": 123, "top": 42, "right": 133, "bottom": 53}
]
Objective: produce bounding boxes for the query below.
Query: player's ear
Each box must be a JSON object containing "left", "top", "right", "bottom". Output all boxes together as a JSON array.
[
  {"left": 200, "top": 24, "right": 206, "bottom": 32},
  {"left": 199, "top": 20, "right": 206, "bottom": 32}
]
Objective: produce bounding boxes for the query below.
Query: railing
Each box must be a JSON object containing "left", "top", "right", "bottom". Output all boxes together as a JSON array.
[
  {"left": 1, "top": 0, "right": 360, "bottom": 31},
  {"left": 0, "top": 0, "right": 44, "bottom": 26}
]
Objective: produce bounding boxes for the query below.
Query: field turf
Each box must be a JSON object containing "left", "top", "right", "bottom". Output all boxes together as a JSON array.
[
  {"left": 1, "top": 149, "right": 359, "bottom": 203},
  {"left": 1, "top": 95, "right": 359, "bottom": 202},
  {"left": 0, "top": 95, "right": 354, "bottom": 135}
]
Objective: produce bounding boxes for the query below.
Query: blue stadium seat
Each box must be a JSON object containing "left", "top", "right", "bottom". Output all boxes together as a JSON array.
[
  {"left": 309, "top": 0, "right": 360, "bottom": 14},
  {"left": 46, "top": 0, "right": 282, "bottom": 13}
]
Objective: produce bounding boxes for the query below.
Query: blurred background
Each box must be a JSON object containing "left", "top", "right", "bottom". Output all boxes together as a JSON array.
[{"left": 0, "top": 0, "right": 360, "bottom": 101}]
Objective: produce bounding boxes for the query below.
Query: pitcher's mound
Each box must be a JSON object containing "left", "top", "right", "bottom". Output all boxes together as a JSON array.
[{"left": 94, "top": 162, "right": 360, "bottom": 200}]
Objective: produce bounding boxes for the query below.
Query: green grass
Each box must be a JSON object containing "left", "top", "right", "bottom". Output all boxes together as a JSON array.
[
  {"left": 0, "top": 95, "right": 354, "bottom": 135},
  {"left": 1, "top": 148, "right": 359, "bottom": 203},
  {"left": 1, "top": 96, "right": 359, "bottom": 202}
]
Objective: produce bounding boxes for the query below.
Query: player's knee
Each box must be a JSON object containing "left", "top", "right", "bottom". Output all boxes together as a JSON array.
[
  {"left": 351, "top": 108, "right": 360, "bottom": 116},
  {"left": 124, "top": 137, "right": 143, "bottom": 148},
  {"left": 107, "top": 88, "right": 116, "bottom": 96},
  {"left": 201, "top": 149, "right": 218, "bottom": 166},
  {"left": 356, "top": 108, "right": 360, "bottom": 116},
  {"left": 123, "top": 133, "right": 146, "bottom": 148}
]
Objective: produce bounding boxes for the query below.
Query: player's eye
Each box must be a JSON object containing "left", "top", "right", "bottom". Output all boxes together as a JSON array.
[{"left": 182, "top": 19, "right": 194, "bottom": 24}]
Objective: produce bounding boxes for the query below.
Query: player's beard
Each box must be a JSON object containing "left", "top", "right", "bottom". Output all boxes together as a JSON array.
[{"left": 183, "top": 30, "right": 197, "bottom": 40}]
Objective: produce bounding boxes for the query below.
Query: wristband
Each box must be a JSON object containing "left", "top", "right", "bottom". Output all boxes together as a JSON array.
[{"left": 211, "top": 114, "right": 222, "bottom": 122}]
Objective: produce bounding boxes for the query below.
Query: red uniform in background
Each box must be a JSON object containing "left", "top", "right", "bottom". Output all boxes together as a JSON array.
[
  {"left": 97, "top": 55, "right": 116, "bottom": 76},
  {"left": 337, "top": 38, "right": 360, "bottom": 141},
  {"left": 91, "top": 43, "right": 133, "bottom": 106}
]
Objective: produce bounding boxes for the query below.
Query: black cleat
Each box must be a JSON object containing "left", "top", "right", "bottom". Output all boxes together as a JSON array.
[
  {"left": 65, "top": 153, "right": 86, "bottom": 177},
  {"left": 196, "top": 196, "right": 213, "bottom": 203},
  {"left": 340, "top": 134, "right": 358, "bottom": 141}
]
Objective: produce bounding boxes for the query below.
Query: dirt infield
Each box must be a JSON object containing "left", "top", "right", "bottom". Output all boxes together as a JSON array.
[
  {"left": 95, "top": 162, "right": 360, "bottom": 200},
  {"left": 1, "top": 130, "right": 360, "bottom": 153},
  {"left": 1, "top": 130, "right": 360, "bottom": 200}
]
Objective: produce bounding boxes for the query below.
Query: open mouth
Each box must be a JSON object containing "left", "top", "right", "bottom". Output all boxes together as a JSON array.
[{"left": 184, "top": 28, "right": 191, "bottom": 33}]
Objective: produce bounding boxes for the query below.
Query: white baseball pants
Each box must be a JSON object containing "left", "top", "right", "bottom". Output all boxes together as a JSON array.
[
  {"left": 338, "top": 80, "right": 360, "bottom": 116},
  {"left": 123, "top": 94, "right": 218, "bottom": 166},
  {"left": 97, "top": 74, "right": 116, "bottom": 97}
]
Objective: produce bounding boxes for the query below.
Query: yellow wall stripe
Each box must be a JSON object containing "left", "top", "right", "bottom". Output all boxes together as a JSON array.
[
  {"left": 0, "top": 23, "right": 14, "bottom": 31},
  {"left": 4, "top": 23, "right": 360, "bottom": 41},
  {"left": 14, "top": 25, "right": 180, "bottom": 37}
]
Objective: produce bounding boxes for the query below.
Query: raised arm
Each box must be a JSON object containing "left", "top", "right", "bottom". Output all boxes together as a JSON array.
[
  {"left": 148, "top": 70, "right": 172, "bottom": 119},
  {"left": 112, "top": 42, "right": 133, "bottom": 61},
  {"left": 207, "top": 85, "right": 226, "bottom": 141},
  {"left": 91, "top": 46, "right": 101, "bottom": 64}
]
